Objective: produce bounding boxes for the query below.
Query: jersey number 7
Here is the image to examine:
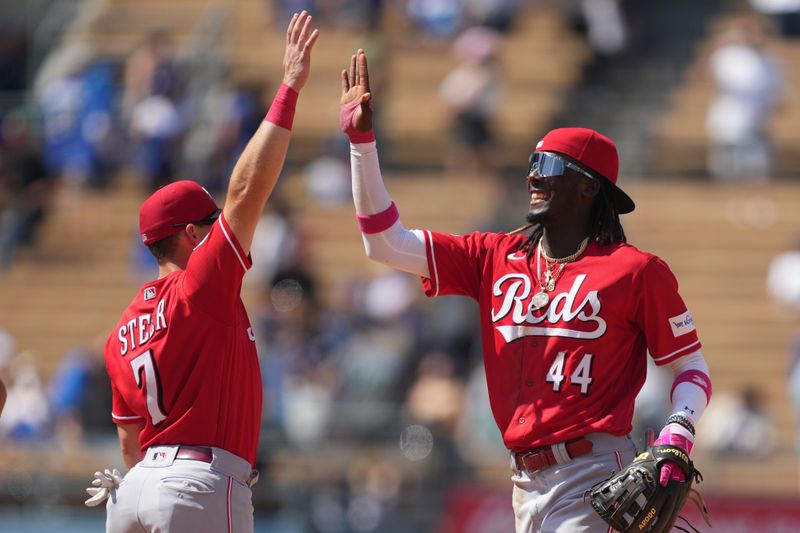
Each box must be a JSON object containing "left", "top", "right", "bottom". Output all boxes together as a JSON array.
[{"left": 131, "top": 349, "right": 168, "bottom": 425}]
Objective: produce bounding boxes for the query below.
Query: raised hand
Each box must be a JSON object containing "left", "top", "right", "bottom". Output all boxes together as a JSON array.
[
  {"left": 283, "top": 11, "right": 319, "bottom": 91},
  {"left": 340, "top": 49, "right": 373, "bottom": 137}
]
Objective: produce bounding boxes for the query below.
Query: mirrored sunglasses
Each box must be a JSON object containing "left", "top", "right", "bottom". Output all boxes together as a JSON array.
[{"left": 528, "top": 152, "right": 595, "bottom": 180}]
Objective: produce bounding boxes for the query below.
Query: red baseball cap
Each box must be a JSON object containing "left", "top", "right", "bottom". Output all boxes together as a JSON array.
[
  {"left": 534, "top": 127, "right": 635, "bottom": 214},
  {"left": 139, "top": 180, "right": 221, "bottom": 245}
]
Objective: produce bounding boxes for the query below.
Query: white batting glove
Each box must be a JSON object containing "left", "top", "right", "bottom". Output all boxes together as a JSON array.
[{"left": 84, "top": 468, "right": 122, "bottom": 507}]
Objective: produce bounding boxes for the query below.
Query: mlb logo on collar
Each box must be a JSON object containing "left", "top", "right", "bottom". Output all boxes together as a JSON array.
[{"left": 144, "top": 287, "right": 157, "bottom": 301}]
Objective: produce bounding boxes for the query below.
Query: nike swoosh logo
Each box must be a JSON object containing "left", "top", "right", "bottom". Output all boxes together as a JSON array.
[{"left": 507, "top": 252, "right": 527, "bottom": 261}]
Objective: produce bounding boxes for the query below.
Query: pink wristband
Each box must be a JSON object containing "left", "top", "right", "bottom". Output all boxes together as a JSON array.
[
  {"left": 670, "top": 370, "right": 712, "bottom": 404},
  {"left": 264, "top": 83, "right": 299, "bottom": 130},
  {"left": 356, "top": 202, "right": 399, "bottom": 234},
  {"left": 340, "top": 100, "right": 375, "bottom": 144}
]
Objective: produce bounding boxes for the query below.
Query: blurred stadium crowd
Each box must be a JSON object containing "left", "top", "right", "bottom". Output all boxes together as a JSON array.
[{"left": 1, "top": 0, "right": 800, "bottom": 531}]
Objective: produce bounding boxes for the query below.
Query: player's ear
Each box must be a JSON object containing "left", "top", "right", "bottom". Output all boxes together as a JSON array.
[{"left": 184, "top": 224, "right": 202, "bottom": 245}]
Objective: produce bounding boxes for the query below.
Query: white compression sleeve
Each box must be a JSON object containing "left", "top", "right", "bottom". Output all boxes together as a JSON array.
[
  {"left": 350, "top": 142, "right": 429, "bottom": 277},
  {"left": 666, "top": 350, "right": 711, "bottom": 425}
]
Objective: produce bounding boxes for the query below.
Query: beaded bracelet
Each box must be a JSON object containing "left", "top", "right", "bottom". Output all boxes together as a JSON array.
[{"left": 666, "top": 413, "right": 696, "bottom": 436}]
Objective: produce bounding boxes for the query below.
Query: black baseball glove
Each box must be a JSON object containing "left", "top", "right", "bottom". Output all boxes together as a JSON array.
[{"left": 586, "top": 444, "right": 711, "bottom": 533}]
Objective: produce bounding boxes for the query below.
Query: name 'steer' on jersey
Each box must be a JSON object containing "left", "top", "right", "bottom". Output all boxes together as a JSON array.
[
  {"left": 115, "top": 290, "right": 258, "bottom": 357},
  {"left": 116, "top": 293, "right": 168, "bottom": 356}
]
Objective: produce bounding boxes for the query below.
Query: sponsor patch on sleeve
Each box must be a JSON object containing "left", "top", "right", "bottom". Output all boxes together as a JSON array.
[{"left": 668, "top": 311, "right": 696, "bottom": 337}]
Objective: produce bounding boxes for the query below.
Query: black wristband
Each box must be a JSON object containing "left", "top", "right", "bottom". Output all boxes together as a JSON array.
[{"left": 666, "top": 414, "right": 696, "bottom": 436}]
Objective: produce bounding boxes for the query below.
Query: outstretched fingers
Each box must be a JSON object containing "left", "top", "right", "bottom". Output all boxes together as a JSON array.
[
  {"left": 357, "top": 49, "right": 370, "bottom": 92},
  {"left": 297, "top": 12, "right": 314, "bottom": 45},
  {"left": 288, "top": 11, "right": 309, "bottom": 44},
  {"left": 349, "top": 54, "right": 357, "bottom": 88},
  {"left": 286, "top": 12, "right": 298, "bottom": 44},
  {"left": 341, "top": 69, "right": 350, "bottom": 94},
  {"left": 303, "top": 28, "right": 319, "bottom": 55}
]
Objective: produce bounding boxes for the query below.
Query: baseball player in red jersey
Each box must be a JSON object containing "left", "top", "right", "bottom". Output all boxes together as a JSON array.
[
  {"left": 339, "top": 51, "right": 713, "bottom": 532},
  {"left": 84, "top": 13, "right": 319, "bottom": 533}
]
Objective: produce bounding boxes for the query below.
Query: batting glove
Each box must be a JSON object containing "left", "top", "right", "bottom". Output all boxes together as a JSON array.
[{"left": 84, "top": 468, "right": 122, "bottom": 507}]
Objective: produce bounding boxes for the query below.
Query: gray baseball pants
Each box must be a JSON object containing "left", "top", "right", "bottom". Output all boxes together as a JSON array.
[
  {"left": 511, "top": 433, "right": 637, "bottom": 533},
  {"left": 106, "top": 445, "right": 258, "bottom": 533}
]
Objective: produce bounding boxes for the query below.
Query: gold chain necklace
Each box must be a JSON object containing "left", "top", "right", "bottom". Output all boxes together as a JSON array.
[
  {"left": 540, "top": 237, "right": 590, "bottom": 264},
  {"left": 531, "top": 237, "right": 590, "bottom": 310}
]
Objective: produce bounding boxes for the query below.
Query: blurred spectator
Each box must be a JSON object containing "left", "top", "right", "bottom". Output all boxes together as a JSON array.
[
  {"left": 0, "top": 353, "right": 50, "bottom": 442},
  {"left": 0, "top": 107, "right": 52, "bottom": 269},
  {"left": 564, "top": 0, "right": 630, "bottom": 58},
  {"left": 406, "top": 0, "right": 462, "bottom": 40},
  {"left": 283, "top": 368, "right": 337, "bottom": 450},
  {"left": 767, "top": 232, "right": 800, "bottom": 308},
  {"left": 419, "top": 295, "right": 480, "bottom": 375},
  {"left": 361, "top": 269, "right": 419, "bottom": 323},
  {"left": 699, "top": 385, "right": 777, "bottom": 457},
  {"left": 766, "top": 232, "right": 800, "bottom": 453},
  {"left": 577, "top": 0, "right": 629, "bottom": 57},
  {"left": 706, "top": 17, "right": 783, "bottom": 183},
  {"left": 48, "top": 342, "right": 113, "bottom": 447},
  {"left": 453, "top": 362, "right": 508, "bottom": 465},
  {"left": 790, "top": 336, "right": 800, "bottom": 455},
  {"left": 330, "top": 271, "right": 421, "bottom": 436},
  {"left": 462, "top": 0, "right": 521, "bottom": 33},
  {"left": 405, "top": 350, "right": 464, "bottom": 434},
  {"left": 203, "top": 79, "right": 268, "bottom": 195},
  {"left": 129, "top": 94, "right": 183, "bottom": 191},
  {"left": 36, "top": 45, "right": 116, "bottom": 189},
  {"left": 122, "top": 29, "right": 181, "bottom": 116},
  {"left": 0, "top": 30, "right": 28, "bottom": 92},
  {"left": 750, "top": 0, "right": 800, "bottom": 38},
  {"left": 123, "top": 30, "right": 184, "bottom": 190},
  {"left": 256, "top": 251, "right": 324, "bottom": 442},
  {"left": 248, "top": 193, "right": 302, "bottom": 287},
  {"left": 49, "top": 346, "right": 94, "bottom": 447},
  {"left": 304, "top": 136, "right": 351, "bottom": 206},
  {"left": 343, "top": 455, "right": 404, "bottom": 532},
  {"left": 316, "top": 0, "right": 385, "bottom": 30},
  {"left": 439, "top": 26, "right": 503, "bottom": 176}
]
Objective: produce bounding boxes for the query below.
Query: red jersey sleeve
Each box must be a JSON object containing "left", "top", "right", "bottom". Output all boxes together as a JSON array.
[
  {"left": 633, "top": 256, "right": 702, "bottom": 365},
  {"left": 182, "top": 212, "right": 252, "bottom": 315},
  {"left": 109, "top": 374, "right": 144, "bottom": 425},
  {"left": 420, "top": 230, "right": 496, "bottom": 299}
]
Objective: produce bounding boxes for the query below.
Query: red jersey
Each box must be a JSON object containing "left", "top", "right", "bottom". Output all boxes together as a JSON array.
[
  {"left": 104, "top": 213, "right": 262, "bottom": 465},
  {"left": 421, "top": 231, "right": 701, "bottom": 452}
]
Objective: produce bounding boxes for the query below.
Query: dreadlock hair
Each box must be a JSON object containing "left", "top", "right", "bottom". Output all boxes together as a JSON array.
[{"left": 516, "top": 175, "right": 627, "bottom": 257}]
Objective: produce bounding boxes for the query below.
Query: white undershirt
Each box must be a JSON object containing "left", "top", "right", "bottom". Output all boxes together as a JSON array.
[{"left": 350, "top": 142, "right": 428, "bottom": 277}]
